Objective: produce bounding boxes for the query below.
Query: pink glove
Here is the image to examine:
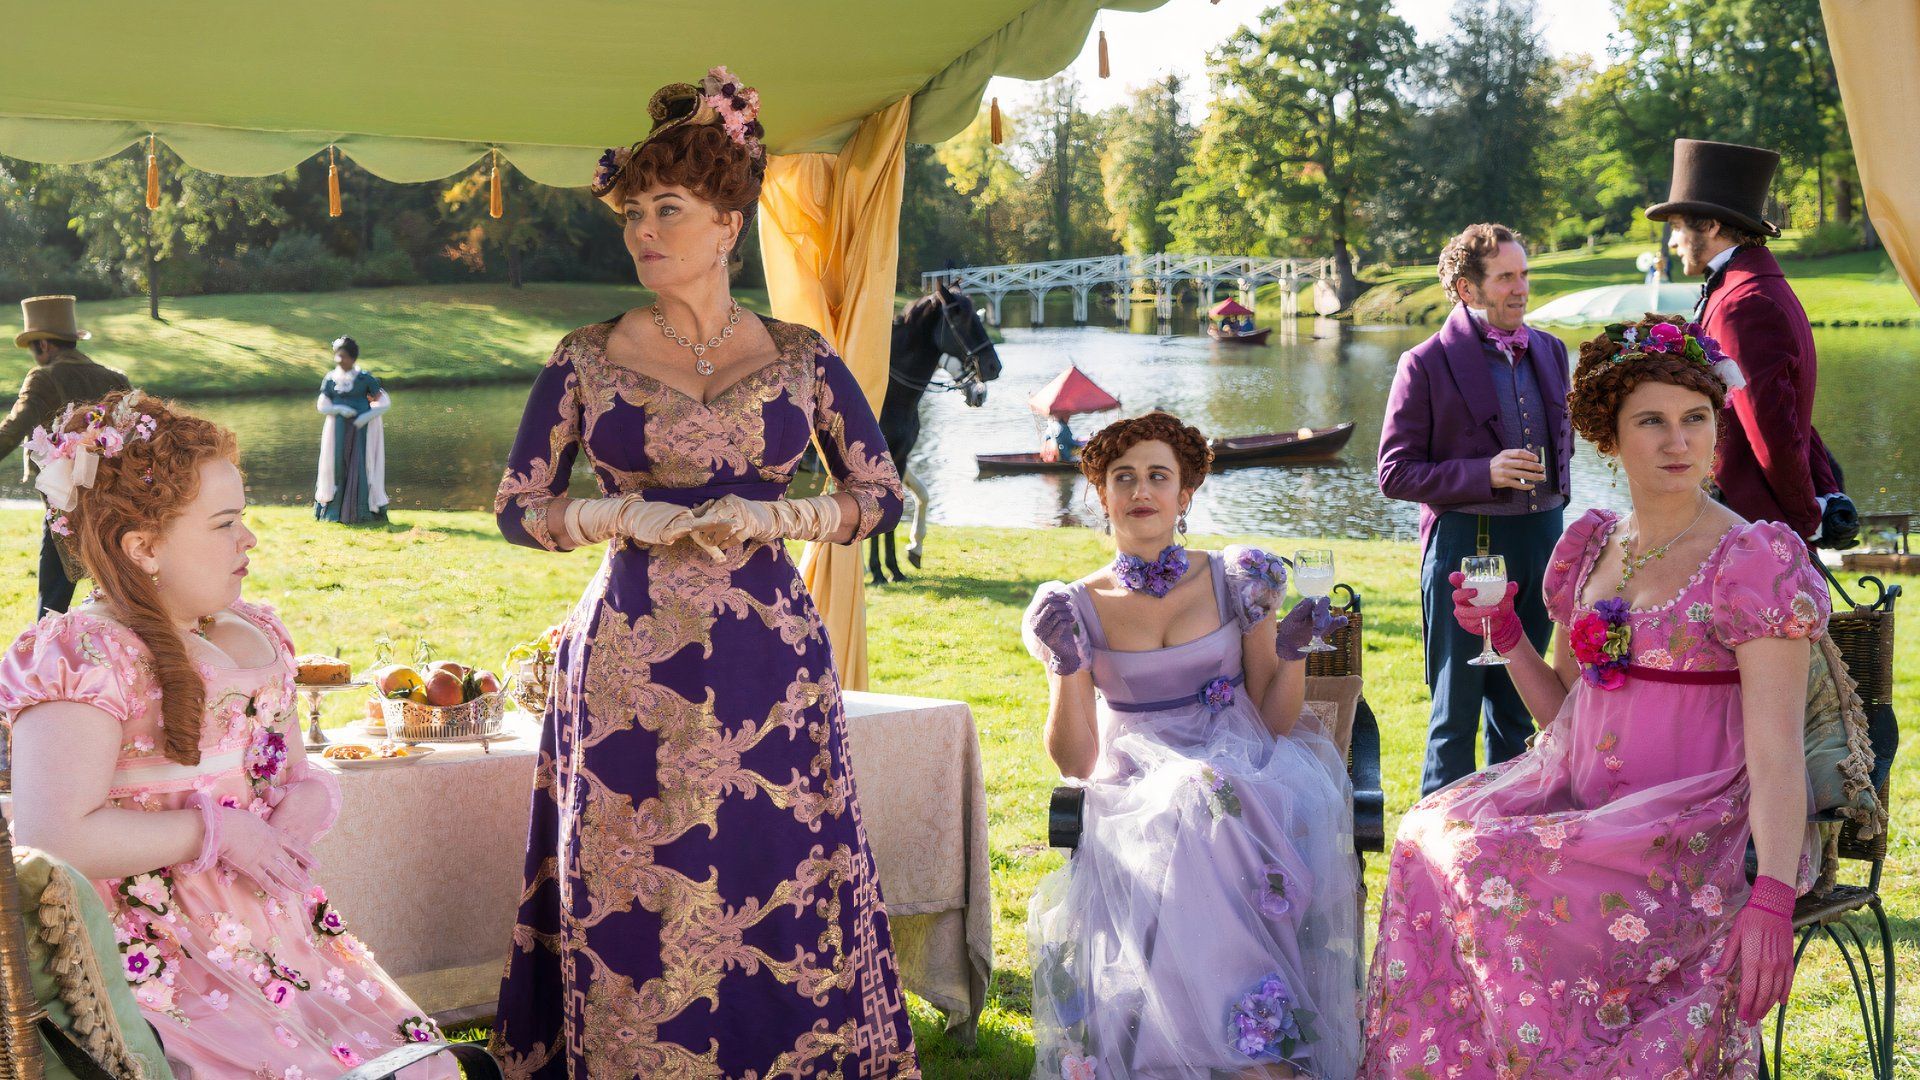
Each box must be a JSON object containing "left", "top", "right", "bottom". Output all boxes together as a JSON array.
[
  {"left": 267, "top": 760, "right": 343, "bottom": 849},
  {"left": 1449, "top": 571, "right": 1522, "bottom": 654},
  {"left": 184, "top": 793, "right": 312, "bottom": 899},
  {"left": 1712, "top": 875, "right": 1798, "bottom": 1024}
]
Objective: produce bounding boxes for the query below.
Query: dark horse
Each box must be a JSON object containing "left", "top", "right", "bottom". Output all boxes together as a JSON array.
[{"left": 871, "top": 282, "right": 1001, "bottom": 584}]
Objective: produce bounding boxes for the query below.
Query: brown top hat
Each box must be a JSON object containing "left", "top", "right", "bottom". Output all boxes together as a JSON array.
[
  {"left": 1645, "top": 138, "right": 1782, "bottom": 237},
  {"left": 16, "top": 295, "right": 92, "bottom": 349}
]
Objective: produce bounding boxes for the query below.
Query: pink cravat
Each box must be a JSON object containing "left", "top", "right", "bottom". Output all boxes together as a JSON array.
[{"left": 1482, "top": 321, "right": 1530, "bottom": 359}]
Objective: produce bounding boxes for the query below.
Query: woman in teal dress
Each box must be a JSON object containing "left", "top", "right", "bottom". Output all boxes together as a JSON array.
[{"left": 314, "top": 335, "right": 391, "bottom": 523}]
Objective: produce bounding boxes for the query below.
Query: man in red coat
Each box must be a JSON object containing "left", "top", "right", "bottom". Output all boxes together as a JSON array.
[{"left": 1648, "top": 139, "right": 1839, "bottom": 541}]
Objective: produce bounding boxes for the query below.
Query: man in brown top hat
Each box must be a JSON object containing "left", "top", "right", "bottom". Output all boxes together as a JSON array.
[
  {"left": 2, "top": 295, "right": 132, "bottom": 616},
  {"left": 1647, "top": 139, "right": 1850, "bottom": 546}
]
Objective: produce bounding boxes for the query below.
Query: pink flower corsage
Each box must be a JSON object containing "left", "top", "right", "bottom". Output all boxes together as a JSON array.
[{"left": 1571, "top": 597, "right": 1632, "bottom": 690}]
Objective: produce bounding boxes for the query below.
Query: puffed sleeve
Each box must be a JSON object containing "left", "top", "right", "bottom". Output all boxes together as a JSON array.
[
  {"left": 1221, "top": 545, "right": 1288, "bottom": 631},
  {"left": 1022, "top": 581, "right": 1088, "bottom": 674},
  {"left": 0, "top": 615, "right": 151, "bottom": 729},
  {"left": 1543, "top": 509, "right": 1613, "bottom": 625},
  {"left": 1711, "top": 521, "right": 1831, "bottom": 647},
  {"left": 493, "top": 333, "right": 584, "bottom": 552},
  {"left": 808, "top": 333, "right": 903, "bottom": 543},
  {"left": 360, "top": 370, "right": 384, "bottom": 398}
]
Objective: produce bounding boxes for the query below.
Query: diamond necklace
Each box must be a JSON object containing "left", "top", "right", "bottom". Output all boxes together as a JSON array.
[
  {"left": 652, "top": 301, "right": 741, "bottom": 376},
  {"left": 1616, "top": 501, "right": 1709, "bottom": 594}
]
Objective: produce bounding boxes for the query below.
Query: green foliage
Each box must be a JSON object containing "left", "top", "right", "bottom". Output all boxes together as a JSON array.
[
  {"left": 1792, "top": 219, "right": 1865, "bottom": 260},
  {"left": 1098, "top": 76, "right": 1193, "bottom": 256},
  {"left": 1167, "top": 0, "right": 1418, "bottom": 302}
]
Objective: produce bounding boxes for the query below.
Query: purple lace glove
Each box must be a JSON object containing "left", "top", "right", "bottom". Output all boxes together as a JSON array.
[
  {"left": 1025, "top": 588, "right": 1087, "bottom": 676},
  {"left": 1275, "top": 596, "right": 1347, "bottom": 662}
]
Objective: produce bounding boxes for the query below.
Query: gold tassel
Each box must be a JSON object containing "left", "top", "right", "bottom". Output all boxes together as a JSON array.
[
  {"left": 144, "top": 136, "right": 159, "bottom": 211},
  {"left": 327, "top": 147, "right": 342, "bottom": 218},
  {"left": 1098, "top": 30, "right": 1110, "bottom": 79},
  {"left": 489, "top": 149, "right": 504, "bottom": 219},
  {"left": 990, "top": 97, "right": 1003, "bottom": 145}
]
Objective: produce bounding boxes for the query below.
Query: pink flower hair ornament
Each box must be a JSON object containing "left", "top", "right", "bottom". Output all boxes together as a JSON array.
[
  {"left": 590, "top": 66, "right": 766, "bottom": 207},
  {"left": 26, "top": 390, "right": 160, "bottom": 513}
]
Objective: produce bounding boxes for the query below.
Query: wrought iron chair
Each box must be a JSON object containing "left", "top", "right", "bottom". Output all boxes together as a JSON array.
[
  {"left": 1762, "top": 569, "right": 1900, "bottom": 1080},
  {"left": 1047, "top": 584, "right": 1384, "bottom": 855}
]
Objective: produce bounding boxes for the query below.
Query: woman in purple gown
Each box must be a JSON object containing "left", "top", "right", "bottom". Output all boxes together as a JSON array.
[
  {"left": 1361, "top": 318, "right": 1826, "bottom": 1078},
  {"left": 490, "top": 68, "right": 918, "bottom": 1078},
  {"left": 1023, "top": 413, "right": 1362, "bottom": 1079}
]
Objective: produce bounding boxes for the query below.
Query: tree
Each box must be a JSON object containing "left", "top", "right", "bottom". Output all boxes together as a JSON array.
[
  {"left": 1417, "top": 0, "right": 1559, "bottom": 239},
  {"left": 1007, "top": 76, "right": 1116, "bottom": 261},
  {"left": 1171, "top": 0, "right": 1419, "bottom": 304},
  {"left": 897, "top": 142, "right": 980, "bottom": 288},
  {"left": 1100, "top": 76, "right": 1195, "bottom": 256},
  {"left": 936, "top": 111, "right": 1026, "bottom": 266}
]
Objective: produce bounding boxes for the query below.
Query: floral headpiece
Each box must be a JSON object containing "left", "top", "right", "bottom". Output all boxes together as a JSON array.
[
  {"left": 27, "top": 391, "right": 159, "bottom": 534},
  {"left": 1588, "top": 315, "right": 1746, "bottom": 393},
  {"left": 590, "top": 66, "right": 765, "bottom": 204}
]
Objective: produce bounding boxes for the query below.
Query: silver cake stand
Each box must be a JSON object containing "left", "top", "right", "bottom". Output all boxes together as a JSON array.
[{"left": 293, "top": 680, "right": 369, "bottom": 751}]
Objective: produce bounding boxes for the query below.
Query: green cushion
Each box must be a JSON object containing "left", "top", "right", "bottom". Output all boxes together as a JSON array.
[{"left": 14, "top": 849, "right": 174, "bottom": 1080}]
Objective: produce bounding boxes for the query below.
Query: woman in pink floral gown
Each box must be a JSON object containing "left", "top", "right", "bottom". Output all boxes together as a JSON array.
[
  {"left": 1362, "top": 319, "right": 1827, "bottom": 1078},
  {"left": 3, "top": 393, "right": 449, "bottom": 1079}
]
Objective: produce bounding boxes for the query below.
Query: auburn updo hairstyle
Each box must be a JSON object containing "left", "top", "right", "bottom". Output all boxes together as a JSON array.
[
  {"left": 58, "top": 392, "right": 240, "bottom": 765},
  {"left": 611, "top": 122, "right": 765, "bottom": 268},
  {"left": 1569, "top": 317, "right": 1728, "bottom": 455},
  {"left": 1079, "top": 411, "right": 1215, "bottom": 498}
]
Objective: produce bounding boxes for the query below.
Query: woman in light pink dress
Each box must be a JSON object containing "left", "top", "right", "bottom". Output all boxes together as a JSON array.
[
  {"left": 1361, "top": 319, "right": 1827, "bottom": 1078},
  {"left": 3, "top": 392, "right": 450, "bottom": 1079}
]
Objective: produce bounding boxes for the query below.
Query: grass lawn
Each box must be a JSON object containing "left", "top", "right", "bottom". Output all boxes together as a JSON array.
[
  {"left": 1340, "top": 237, "right": 1919, "bottom": 328},
  {"left": 0, "top": 509, "right": 1910, "bottom": 1077},
  {"left": 0, "top": 284, "right": 938, "bottom": 401}
]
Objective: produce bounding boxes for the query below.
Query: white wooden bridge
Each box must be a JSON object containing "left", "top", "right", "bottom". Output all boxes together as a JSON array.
[{"left": 920, "top": 253, "right": 1338, "bottom": 324}]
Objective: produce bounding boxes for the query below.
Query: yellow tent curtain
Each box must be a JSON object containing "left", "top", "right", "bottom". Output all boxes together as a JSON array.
[
  {"left": 758, "top": 96, "right": 911, "bottom": 690},
  {"left": 1821, "top": 0, "right": 1920, "bottom": 305}
]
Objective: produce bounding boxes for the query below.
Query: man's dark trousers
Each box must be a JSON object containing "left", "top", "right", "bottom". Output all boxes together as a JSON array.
[
  {"left": 1419, "top": 507, "right": 1562, "bottom": 794},
  {"left": 39, "top": 522, "right": 75, "bottom": 618}
]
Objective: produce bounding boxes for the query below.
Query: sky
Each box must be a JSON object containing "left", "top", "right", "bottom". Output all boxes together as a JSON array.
[{"left": 985, "top": 0, "right": 1621, "bottom": 116}]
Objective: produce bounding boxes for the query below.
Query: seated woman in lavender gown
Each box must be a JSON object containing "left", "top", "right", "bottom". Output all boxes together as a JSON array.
[
  {"left": 1361, "top": 318, "right": 1829, "bottom": 1077},
  {"left": 1022, "top": 412, "right": 1363, "bottom": 1080}
]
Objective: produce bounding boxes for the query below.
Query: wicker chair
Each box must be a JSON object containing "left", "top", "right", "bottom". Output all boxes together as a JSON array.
[
  {"left": 0, "top": 775, "right": 501, "bottom": 1079},
  {"left": 1762, "top": 570, "right": 1900, "bottom": 1080},
  {"left": 1047, "top": 584, "right": 1384, "bottom": 854}
]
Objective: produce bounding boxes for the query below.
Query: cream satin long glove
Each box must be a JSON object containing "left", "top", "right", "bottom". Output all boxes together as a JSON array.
[
  {"left": 562, "top": 495, "right": 727, "bottom": 560},
  {"left": 689, "top": 493, "right": 844, "bottom": 547}
]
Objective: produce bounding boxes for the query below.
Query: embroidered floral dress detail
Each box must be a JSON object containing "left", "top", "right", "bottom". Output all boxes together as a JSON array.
[
  {"left": 0, "top": 602, "right": 451, "bottom": 1080},
  {"left": 1361, "top": 510, "right": 1830, "bottom": 1078}
]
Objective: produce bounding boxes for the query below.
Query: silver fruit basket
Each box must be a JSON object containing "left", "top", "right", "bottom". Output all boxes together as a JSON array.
[{"left": 380, "top": 691, "right": 506, "bottom": 742}]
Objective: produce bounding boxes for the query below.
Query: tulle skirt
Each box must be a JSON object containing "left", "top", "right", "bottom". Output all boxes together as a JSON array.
[{"left": 1029, "top": 701, "right": 1363, "bottom": 1079}]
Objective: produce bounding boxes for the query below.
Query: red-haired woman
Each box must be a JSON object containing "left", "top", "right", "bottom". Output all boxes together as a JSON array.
[
  {"left": 2, "top": 392, "right": 451, "bottom": 1077},
  {"left": 490, "top": 68, "right": 917, "bottom": 1077},
  {"left": 1022, "top": 411, "right": 1362, "bottom": 1079}
]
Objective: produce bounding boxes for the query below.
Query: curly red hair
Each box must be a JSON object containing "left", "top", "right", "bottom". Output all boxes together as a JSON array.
[
  {"left": 610, "top": 122, "right": 764, "bottom": 266},
  {"left": 1570, "top": 316, "right": 1727, "bottom": 454},
  {"left": 59, "top": 393, "right": 239, "bottom": 765},
  {"left": 1079, "top": 412, "right": 1214, "bottom": 496}
]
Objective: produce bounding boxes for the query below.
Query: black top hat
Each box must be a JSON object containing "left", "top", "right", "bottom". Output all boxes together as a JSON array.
[{"left": 1645, "top": 139, "right": 1781, "bottom": 237}]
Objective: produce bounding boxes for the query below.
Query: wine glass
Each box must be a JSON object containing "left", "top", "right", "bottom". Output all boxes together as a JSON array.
[
  {"left": 1292, "top": 548, "right": 1338, "bottom": 654},
  {"left": 1461, "top": 555, "right": 1511, "bottom": 667}
]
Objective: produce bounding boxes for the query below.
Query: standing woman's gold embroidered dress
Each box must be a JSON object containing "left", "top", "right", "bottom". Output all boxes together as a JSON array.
[{"left": 489, "top": 314, "right": 920, "bottom": 1078}]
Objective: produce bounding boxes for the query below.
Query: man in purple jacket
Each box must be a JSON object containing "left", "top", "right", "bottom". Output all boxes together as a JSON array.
[{"left": 1378, "top": 223, "right": 1572, "bottom": 794}]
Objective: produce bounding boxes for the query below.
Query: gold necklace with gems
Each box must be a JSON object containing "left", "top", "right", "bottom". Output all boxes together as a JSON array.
[
  {"left": 1616, "top": 501, "right": 1709, "bottom": 594},
  {"left": 652, "top": 301, "right": 741, "bottom": 376}
]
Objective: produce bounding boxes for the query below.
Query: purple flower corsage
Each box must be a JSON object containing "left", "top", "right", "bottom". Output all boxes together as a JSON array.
[
  {"left": 1113, "top": 544, "right": 1189, "bottom": 598},
  {"left": 1229, "top": 971, "right": 1317, "bottom": 1061},
  {"left": 1233, "top": 548, "right": 1288, "bottom": 620},
  {"left": 1199, "top": 676, "right": 1236, "bottom": 714},
  {"left": 246, "top": 726, "right": 288, "bottom": 786}
]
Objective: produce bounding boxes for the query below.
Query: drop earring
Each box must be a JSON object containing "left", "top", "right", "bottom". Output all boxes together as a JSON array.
[
  {"left": 1176, "top": 510, "right": 1189, "bottom": 541},
  {"left": 1606, "top": 456, "right": 1619, "bottom": 488}
]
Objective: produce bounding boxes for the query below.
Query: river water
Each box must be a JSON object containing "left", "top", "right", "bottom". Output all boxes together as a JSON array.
[{"left": 7, "top": 314, "right": 1914, "bottom": 543}]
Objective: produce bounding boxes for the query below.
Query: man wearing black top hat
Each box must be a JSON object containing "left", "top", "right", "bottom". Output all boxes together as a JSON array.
[{"left": 1647, "top": 138, "right": 1847, "bottom": 544}]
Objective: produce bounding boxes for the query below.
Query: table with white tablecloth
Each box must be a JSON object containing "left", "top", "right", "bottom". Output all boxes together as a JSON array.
[{"left": 309, "top": 689, "right": 992, "bottom": 1039}]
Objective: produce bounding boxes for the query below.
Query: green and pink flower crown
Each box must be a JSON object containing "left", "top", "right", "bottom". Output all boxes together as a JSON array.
[{"left": 1590, "top": 316, "right": 1746, "bottom": 393}]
